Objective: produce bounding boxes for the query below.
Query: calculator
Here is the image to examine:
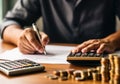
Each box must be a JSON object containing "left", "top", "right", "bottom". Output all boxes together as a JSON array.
[
  {"left": 67, "top": 51, "right": 108, "bottom": 66},
  {"left": 0, "top": 59, "right": 45, "bottom": 76}
]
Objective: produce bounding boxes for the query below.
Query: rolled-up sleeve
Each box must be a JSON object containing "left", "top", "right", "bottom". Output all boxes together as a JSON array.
[{"left": 0, "top": 0, "right": 41, "bottom": 38}]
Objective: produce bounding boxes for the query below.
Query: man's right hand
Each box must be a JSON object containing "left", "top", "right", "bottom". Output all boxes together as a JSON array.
[
  {"left": 3, "top": 24, "right": 49, "bottom": 54},
  {"left": 17, "top": 28, "right": 49, "bottom": 54}
]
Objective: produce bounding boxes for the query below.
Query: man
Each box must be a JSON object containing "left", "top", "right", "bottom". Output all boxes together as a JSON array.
[{"left": 0, "top": 0, "right": 120, "bottom": 54}]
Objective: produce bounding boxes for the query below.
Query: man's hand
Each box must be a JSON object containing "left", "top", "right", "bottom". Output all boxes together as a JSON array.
[
  {"left": 17, "top": 28, "right": 49, "bottom": 54},
  {"left": 72, "top": 39, "right": 116, "bottom": 54}
]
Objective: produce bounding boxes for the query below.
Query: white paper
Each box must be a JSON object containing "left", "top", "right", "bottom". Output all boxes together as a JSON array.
[{"left": 0, "top": 45, "right": 75, "bottom": 64}]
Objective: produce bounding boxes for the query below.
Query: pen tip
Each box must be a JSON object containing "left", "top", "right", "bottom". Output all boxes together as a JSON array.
[{"left": 44, "top": 51, "right": 47, "bottom": 55}]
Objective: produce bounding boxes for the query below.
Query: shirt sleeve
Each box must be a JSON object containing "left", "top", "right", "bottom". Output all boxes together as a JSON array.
[{"left": 0, "top": 0, "right": 41, "bottom": 38}]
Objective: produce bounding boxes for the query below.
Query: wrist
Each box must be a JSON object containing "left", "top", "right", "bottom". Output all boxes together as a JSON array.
[
  {"left": 3, "top": 25, "right": 23, "bottom": 46},
  {"left": 102, "top": 37, "right": 120, "bottom": 51}
]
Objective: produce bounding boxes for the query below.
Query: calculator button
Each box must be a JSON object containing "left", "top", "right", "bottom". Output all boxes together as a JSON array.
[
  {"left": 0, "top": 63, "right": 13, "bottom": 70},
  {"left": 69, "top": 52, "right": 76, "bottom": 57},
  {"left": 14, "top": 62, "right": 24, "bottom": 67},
  {"left": 3, "top": 62, "right": 16, "bottom": 68},
  {"left": 81, "top": 53, "right": 88, "bottom": 57},
  {"left": 22, "top": 59, "right": 36, "bottom": 64},
  {"left": 88, "top": 52, "right": 95, "bottom": 56},
  {"left": 9, "top": 62, "right": 21, "bottom": 67},
  {"left": 32, "top": 63, "right": 40, "bottom": 66},
  {"left": 94, "top": 53, "right": 101, "bottom": 57},
  {"left": 75, "top": 52, "right": 82, "bottom": 57}
]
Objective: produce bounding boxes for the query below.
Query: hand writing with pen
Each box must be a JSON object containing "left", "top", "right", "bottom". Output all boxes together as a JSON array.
[{"left": 17, "top": 27, "right": 49, "bottom": 54}]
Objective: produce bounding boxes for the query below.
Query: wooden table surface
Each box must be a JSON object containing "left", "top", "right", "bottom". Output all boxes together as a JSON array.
[{"left": 0, "top": 40, "right": 109, "bottom": 84}]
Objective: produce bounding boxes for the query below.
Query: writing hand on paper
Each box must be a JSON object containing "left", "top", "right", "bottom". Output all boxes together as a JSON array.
[
  {"left": 72, "top": 39, "right": 116, "bottom": 54},
  {"left": 17, "top": 28, "right": 49, "bottom": 54}
]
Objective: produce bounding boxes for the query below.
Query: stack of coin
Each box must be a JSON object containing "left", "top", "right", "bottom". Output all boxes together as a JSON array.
[
  {"left": 59, "top": 70, "right": 68, "bottom": 77},
  {"left": 53, "top": 70, "right": 60, "bottom": 76},
  {"left": 73, "top": 70, "right": 88, "bottom": 81},
  {"left": 91, "top": 66, "right": 101, "bottom": 81},
  {"left": 54, "top": 70, "right": 69, "bottom": 81},
  {"left": 65, "top": 69, "right": 75, "bottom": 78},
  {"left": 73, "top": 70, "right": 81, "bottom": 78},
  {"left": 109, "top": 54, "right": 115, "bottom": 81},
  {"left": 65, "top": 69, "right": 75, "bottom": 75},
  {"left": 114, "top": 56, "right": 120, "bottom": 75},
  {"left": 87, "top": 68, "right": 97, "bottom": 79},
  {"left": 96, "top": 66, "right": 101, "bottom": 73},
  {"left": 45, "top": 55, "right": 120, "bottom": 82},
  {"left": 114, "top": 75, "right": 120, "bottom": 84},
  {"left": 100, "top": 58, "right": 110, "bottom": 82},
  {"left": 92, "top": 72, "right": 101, "bottom": 81},
  {"left": 114, "top": 56, "right": 120, "bottom": 84}
]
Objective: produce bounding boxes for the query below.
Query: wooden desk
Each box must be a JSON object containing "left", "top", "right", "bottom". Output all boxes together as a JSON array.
[{"left": 0, "top": 40, "right": 109, "bottom": 84}]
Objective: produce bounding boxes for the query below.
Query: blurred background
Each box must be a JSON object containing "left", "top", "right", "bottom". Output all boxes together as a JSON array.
[
  {"left": 0, "top": 0, "right": 16, "bottom": 22},
  {"left": 0, "top": 0, "right": 120, "bottom": 31},
  {"left": 0, "top": 0, "right": 43, "bottom": 31}
]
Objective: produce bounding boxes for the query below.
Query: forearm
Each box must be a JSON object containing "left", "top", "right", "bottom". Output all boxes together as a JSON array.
[
  {"left": 103, "top": 30, "right": 120, "bottom": 49},
  {"left": 3, "top": 25, "right": 24, "bottom": 46}
]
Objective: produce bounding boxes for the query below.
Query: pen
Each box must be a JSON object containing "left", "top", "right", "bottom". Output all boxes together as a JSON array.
[{"left": 32, "top": 23, "right": 47, "bottom": 55}]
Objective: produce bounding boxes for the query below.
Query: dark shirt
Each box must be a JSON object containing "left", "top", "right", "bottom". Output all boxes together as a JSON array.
[{"left": 0, "top": 0, "right": 120, "bottom": 43}]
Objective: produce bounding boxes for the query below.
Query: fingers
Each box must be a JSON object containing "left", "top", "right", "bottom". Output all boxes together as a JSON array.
[
  {"left": 18, "top": 28, "right": 49, "bottom": 54},
  {"left": 97, "top": 43, "right": 115, "bottom": 53},
  {"left": 18, "top": 36, "right": 35, "bottom": 53},
  {"left": 40, "top": 32, "right": 50, "bottom": 46},
  {"left": 72, "top": 39, "right": 116, "bottom": 54},
  {"left": 18, "top": 33, "right": 36, "bottom": 54},
  {"left": 81, "top": 42, "right": 100, "bottom": 53},
  {"left": 72, "top": 39, "right": 99, "bottom": 53},
  {"left": 25, "top": 29, "right": 43, "bottom": 53}
]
